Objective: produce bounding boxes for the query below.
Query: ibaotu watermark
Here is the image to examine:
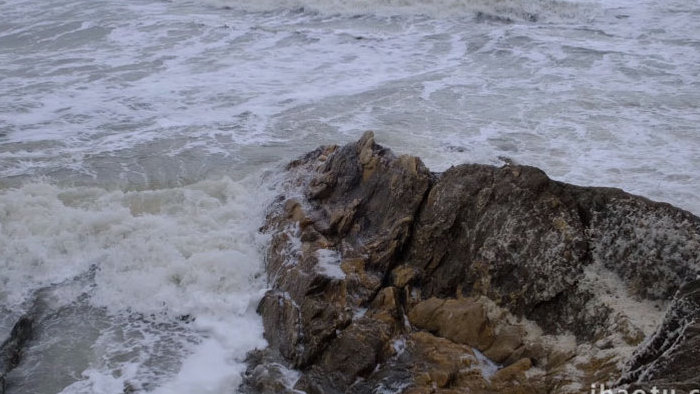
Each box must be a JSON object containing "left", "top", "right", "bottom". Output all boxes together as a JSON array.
[{"left": 591, "top": 383, "right": 700, "bottom": 394}]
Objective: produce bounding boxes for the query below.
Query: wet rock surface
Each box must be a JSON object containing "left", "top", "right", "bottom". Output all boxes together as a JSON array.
[
  {"left": 243, "top": 132, "right": 700, "bottom": 393},
  {"left": 618, "top": 279, "right": 700, "bottom": 394},
  {"left": 0, "top": 317, "right": 33, "bottom": 394}
]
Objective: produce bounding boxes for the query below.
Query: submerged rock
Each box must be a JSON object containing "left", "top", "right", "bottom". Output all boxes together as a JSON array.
[
  {"left": 244, "top": 132, "right": 700, "bottom": 393},
  {"left": 0, "top": 316, "right": 33, "bottom": 394}
]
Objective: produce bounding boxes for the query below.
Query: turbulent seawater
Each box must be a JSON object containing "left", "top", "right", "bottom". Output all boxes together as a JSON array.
[{"left": 0, "top": 0, "right": 698, "bottom": 392}]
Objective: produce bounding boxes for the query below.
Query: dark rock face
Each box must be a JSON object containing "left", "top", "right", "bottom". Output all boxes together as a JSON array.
[
  {"left": 618, "top": 279, "right": 700, "bottom": 394},
  {"left": 406, "top": 163, "right": 699, "bottom": 340},
  {"left": 405, "top": 164, "right": 591, "bottom": 334},
  {"left": 245, "top": 132, "right": 700, "bottom": 393},
  {"left": 0, "top": 316, "right": 33, "bottom": 394}
]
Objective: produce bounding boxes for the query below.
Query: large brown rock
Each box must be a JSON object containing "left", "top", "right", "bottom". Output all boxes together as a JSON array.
[
  {"left": 404, "top": 163, "right": 699, "bottom": 339},
  {"left": 408, "top": 297, "right": 495, "bottom": 351},
  {"left": 254, "top": 132, "right": 431, "bottom": 376},
  {"left": 244, "top": 132, "right": 700, "bottom": 393}
]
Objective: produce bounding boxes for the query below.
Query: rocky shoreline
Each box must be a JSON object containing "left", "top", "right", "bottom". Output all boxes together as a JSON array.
[{"left": 243, "top": 132, "right": 700, "bottom": 393}]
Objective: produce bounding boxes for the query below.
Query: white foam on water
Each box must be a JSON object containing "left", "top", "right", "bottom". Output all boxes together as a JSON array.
[
  {"left": 0, "top": 174, "right": 272, "bottom": 392},
  {"left": 3, "top": 0, "right": 698, "bottom": 214},
  {"left": 150, "top": 314, "right": 266, "bottom": 394},
  {"left": 316, "top": 248, "right": 345, "bottom": 279},
  {"left": 473, "top": 348, "right": 500, "bottom": 380},
  {"left": 391, "top": 337, "right": 406, "bottom": 355}
]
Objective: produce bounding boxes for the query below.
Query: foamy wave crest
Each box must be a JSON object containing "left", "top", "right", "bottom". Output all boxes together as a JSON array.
[
  {"left": 0, "top": 177, "right": 267, "bottom": 315},
  {"left": 0, "top": 174, "right": 273, "bottom": 391},
  {"left": 207, "top": 0, "right": 595, "bottom": 22}
]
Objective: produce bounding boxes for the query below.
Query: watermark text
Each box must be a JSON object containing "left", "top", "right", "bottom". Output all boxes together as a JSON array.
[{"left": 591, "top": 383, "right": 699, "bottom": 394}]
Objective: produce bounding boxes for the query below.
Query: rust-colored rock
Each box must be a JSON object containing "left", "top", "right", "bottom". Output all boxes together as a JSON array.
[{"left": 408, "top": 297, "right": 495, "bottom": 352}]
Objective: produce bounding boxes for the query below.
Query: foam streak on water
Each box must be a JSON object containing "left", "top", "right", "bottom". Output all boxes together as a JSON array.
[{"left": 1, "top": 0, "right": 699, "bottom": 392}]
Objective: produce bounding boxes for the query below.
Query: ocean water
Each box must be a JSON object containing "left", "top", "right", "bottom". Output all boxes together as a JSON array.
[{"left": 0, "top": 0, "right": 698, "bottom": 392}]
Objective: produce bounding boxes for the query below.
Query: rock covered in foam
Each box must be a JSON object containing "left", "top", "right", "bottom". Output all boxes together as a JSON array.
[
  {"left": 243, "top": 132, "right": 700, "bottom": 393},
  {"left": 618, "top": 279, "right": 700, "bottom": 393}
]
